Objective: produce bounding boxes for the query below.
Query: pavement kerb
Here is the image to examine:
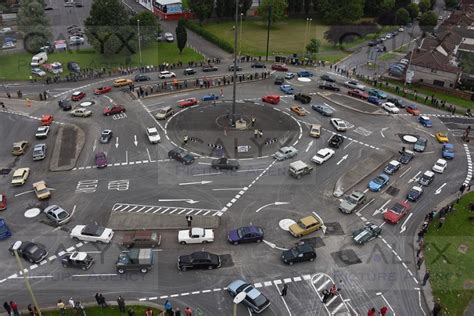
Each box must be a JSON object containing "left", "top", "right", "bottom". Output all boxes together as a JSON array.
[{"left": 316, "top": 92, "right": 389, "bottom": 116}]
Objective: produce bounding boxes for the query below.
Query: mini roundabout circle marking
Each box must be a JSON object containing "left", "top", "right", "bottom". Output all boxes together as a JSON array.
[
  {"left": 24, "top": 208, "right": 41, "bottom": 218},
  {"left": 279, "top": 219, "right": 296, "bottom": 231},
  {"left": 80, "top": 101, "right": 94, "bottom": 107},
  {"left": 402, "top": 135, "right": 418, "bottom": 143},
  {"left": 297, "top": 77, "right": 311, "bottom": 83}
]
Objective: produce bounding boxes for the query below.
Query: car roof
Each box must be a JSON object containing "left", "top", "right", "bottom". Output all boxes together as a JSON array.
[
  {"left": 13, "top": 168, "right": 29, "bottom": 175},
  {"left": 389, "top": 160, "right": 401, "bottom": 166},
  {"left": 436, "top": 159, "right": 447, "bottom": 164},
  {"left": 443, "top": 143, "right": 453, "bottom": 148},
  {"left": 300, "top": 215, "right": 318, "bottom": 225},
  {"left": 147, "top": 127, "right": 158, "bottom": 132},
  {"left": 191, "top": 227, "right": 205, "bottom": 235},
  {"left": 412, "top": 186, "right": 423, "bottom": 191},
  {"left": 423, "top": 170, "right": 435, "bottom": 177},
  {"left": 191, "top": 251, "right": 211, "bottom": 260},
  {"left": 318, "top": 148, "right": 333, "bottom": 155},
  {"left": 70, "top": 251, "right": 88, "bottom": 261},
  {"left": 83, "top": 224, "right": 101, "bottom": 235},
  {"left": 246, "top": 288, "right": 263, "bottom": 300},
  {"left": 295, "top": 243, "right": 314, "bottom": 252},
  {"left": 420, "top": 115, "right": 431, "bottom": 120},
  {"left": 33, "top": 144, "right": 45, "bottom": 149},
  {"left": 33, "top": 181, "right": 47, "bottom": 189}
]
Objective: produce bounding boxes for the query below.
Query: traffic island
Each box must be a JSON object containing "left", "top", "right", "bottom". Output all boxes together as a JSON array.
[
  {"left": 50, "top": 124, "right": 85, "bottom": 171},
  {"left": 166, "top": 101, "right": 302, "bottom": 159}
]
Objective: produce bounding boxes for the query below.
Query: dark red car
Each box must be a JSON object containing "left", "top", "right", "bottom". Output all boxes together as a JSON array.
[
  {"left": 262, "top": 95, "right": 280, "bottom": 104},
  {"left": 71, "top": 91, "right": 86, "bottom": 101},
  {"left": 0, "top": 193, "right": 6, "bottom": 211},
  {"left": 103, "top": 105, "right": 126, "bottom": 116},
  {"left": 384, "top": 201, "right": 411, "bottom": 224},
  {"left": 177, "top": 98, "right": 198, "bottom": 108},
  {"left": 406, "top": 104, "right": 421, "bottom": 116},
  {"left": 94, "top": 86, "right": 112, "bottom": 95},
  {"left": 348, "top": 89, "right": 369, "bottom": 100},
  {"left": 271, "top": 63, "right": 288, "bottom": 71}
]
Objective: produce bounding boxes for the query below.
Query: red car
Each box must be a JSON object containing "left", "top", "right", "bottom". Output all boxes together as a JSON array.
[
  {"left": 94, "top": 86, "right": 112, "bottom": 95},
  {"left": 384, "top": 201, "right": 411, "bottom": 224},
  {"left": 406, "top": 104, "right": 421, "bottom": 116},
  {"left": 262, "top": 95, "right": 280, "bottom": 104},
  {"left": 41, "top": 114, "right": 53, "bottom": 126},
  {"left": 177, "top": 98, "right": 198, "bottom": 108},
  {"left": 271, "top": 63, "right": 288, "bottom": 71},
  {"left": 71, "top": 91, "right": 86, "bottom": 101},
  {"left": 103, "top": 105, "right": 126, "bottom": 116},
  {"left": 348, "top": 89, "right": 369, "bottom": 100},
  {"left": 0, "top": 193, "right": 6, "bottom": 211}
]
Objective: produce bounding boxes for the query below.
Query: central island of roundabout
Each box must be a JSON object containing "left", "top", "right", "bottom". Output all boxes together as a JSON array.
[{"left": 165, "top": 101, "right": 303, "bottom": 159}]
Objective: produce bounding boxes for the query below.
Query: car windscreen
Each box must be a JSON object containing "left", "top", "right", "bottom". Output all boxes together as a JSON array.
[{"left": 391, "top": 203, "right": 405, "bottom": 214}]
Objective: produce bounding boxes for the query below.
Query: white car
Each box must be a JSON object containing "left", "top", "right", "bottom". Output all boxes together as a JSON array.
[
  {"left": 159, "top": 71, "right": 176, "bottom": 79},
  {"left": 344, "top": 80, "right": 365, "bottom": 91},
  {"left": 382, "top": 102, "right": 400, "bottom": 114},
  {"left": 178, "top": 227, "right": 214, "bottom": 245},
  {"left": 35, "top": 126, "right": 50, "bottom": 139},
  {"left": 164, "top": 32, "right": 174, "bottom": 42},
  {"left": 400, "top": 58, "right": 409, "bottom": 65},
  {"left": 2, "top": 41, "right": 15, "bottom": 49},
  {"left": 70, "top": 224, "right": 114, "bottom": 243},
  {"left": 71, "top": 108, "right": 92, "bottom": 117},
  {"left": 31, "top": 68, "right": 46, "bottom": 77},
  {"left": 69, "top": 36, "right": 84, "bottom": 44},
  {"left": 330, "top": 118, "right": 347, "bottom": 132},
  {"left": 311, "top": 148, "right": 335, "bottom": 164},
  {"left": 146, "top": 127, "right": 161, "bottom": 144},
  {"left": 432, "top": 159, "right": 447, "bottom": 173}
]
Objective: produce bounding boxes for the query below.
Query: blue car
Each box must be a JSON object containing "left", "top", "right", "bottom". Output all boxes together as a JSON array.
[
  {"left": 368, "top": 89, "right": 387, "bottom": 99},
  {"left": 227, "top": 226, "right": 264, "bottom": 245},
  {"left": 297, "top": 70, "right": 314, "bottom": 77},
  {"left": 0, "top": 219, "right": 12, "bottom": 240},
  {"left": 368, "top": 96, "right": 382, "bottom": 105},
  {"left": 442, "top": 143, "right": 454, "bottom": 159},
  {"left": 368, "top": 174, "right": 390, "bottom": 192},
  {"left": 280, "top": 84, "right": 294, "bottom": 94},
  {"left": 418, "top": 115, "right": 432, "bottom": 127},
  {"left": 201, "top": 94, "right": 219, "bottom": 101}
]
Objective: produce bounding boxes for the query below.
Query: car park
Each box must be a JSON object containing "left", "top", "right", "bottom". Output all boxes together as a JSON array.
[
  {"left": 414, "top": 137, "right": 427, "bottom": 152},
  {"left": 100, "top": 130, "right": 113, "bottom": 143},
  {"left": 288, "top": 160, "right": 313, "bottom": 179},
  {"left": 227, "top": 280, "right": 271, "bottom": 313},
  {"left": 201, "top": 94, "right": 219, "bottom": 101},
  {"left": 432, "top": 159, "right": 447, "bottom": 173},
  {"left": 272, "top": 146, "right": 298, "bottom": 161},
  {"left": 32, "top": 144, "right": 47, "bottom": 160},
  {"left": 227, "top": 226, "right": 264, "bottom": 245},
  {"left": 44, "top": 205, "right": 72, "bottom": 225},
  {"left": 12, "top": 141, "right": 29, "bottom": 156},
  {"left": 116, "top": 248, "right": 153, "bottom": 274},
  {"left": 11, "top": 168, "right": 30, "bottom": 186},
  {"left": 382, "top": 102, "right": 399, "bottom": 114},
  {"left": 70, "top": 224, "right": 114, "bottom": 243},
  {"left": 178, "top": 227, "right": 214, "bottom": 244},
  {"left": 281, "top": 244, "right": 316, "bottom": 265},
  {"left": 71, "top": 91, "right": 86, "bottom": 101},
  {"left": 120, "top": 230, "right": 161, "bottom": 248},
  {"left": 320, "top": 74, "right": 335, "bottom": 82},
  {"left": 290, "top": 104, "right": 306, "bottom": 116},
  {"left": 33, "top": 181, "right": 51, "bottom": 200},
  {"left": 294, "top": 93, "right": 311, "bottom": 104},
  {"left": 177, "top": 98, "right": 198, "bottom": 108},
  {"left": 155, "top": 106, "right": 174, "bottom": 120},
  {"left": 113, "top": 78, "right": 133, "bottom": 87},
  {"left": 289, "top": 215, "right": 322, "bottom": 238},
  {"left": 68, "top": 36, "right": 84, "bottom": 45},
  {"left": 95, "top": 152, "right": 107, "bottom": 168},
  {"left": 368, "top": 174, "right": 389, "bottom": 192},
  {"left": 368, "top": 89, "right": 387, "bottom": 99},
  {"left": 344, "top": 80, "right": 365, "bottom": 90},
  {"left": 384, "top": 201, "right": 411, "bottom": 224},
  {"left": 271, "top": 63, "right": 288, "bottom": 71},
  {"left": 61, "top": 252, "right": 94, "bottom": 270},
  {"left": 368, "top": 96, "right": 382, "bottom": 105},
  {"left": 178, "top": 251, "right": 221, "bottom": 271},
  {"left": 211, "top": 158, "right": 239, "bottom": 170},
  {"left": 134, "top": 74, "right": 151, "bottom": 81},
  {"left": 339, "top": 191, "right": 366, "bottom": 214},
  {"left": 297, "top": 70, "right": 313, "bottom": 77},
  {"left": 348, "top": 89, "right": 369, "bottom": 99},
  {"left": 319, "top": 81, "right": 340, "bottom": 91},
  {"left": 406, "top": 104, "right": 421, "bottom": 115},
  {"left": 274, "top": 76, "right": 284, "bottom": 85},
  {"left": 94, "top": 86, "right": 112, "bottom": 95},
  {"left": 399, "top": 150, "right": 414, "bottom": 164},
  {"left": 280, "top": 84, "right": 294, "bottom": 94},
  {"left": 328, "top": 135, "right": 344, "bottom": 148},
  {"left": 103, "top": 105, "right": 126, "bottom": 115},
  {"left": 9, "top": 241, "right": 48, "bottom": 263},
  {"left": 311, "top": 148, "right": 335, "bottom": 164},
  {"left": 0, "top": 219, "right": 12, "bottom": 240},
  {"left": 262, "top": 95, "right": 280, "bottom": 104},
  {"left": 251, "top": 62, "right": 266, "bottom": 68},
  {"left": 419, "top": 170, "right": 435, "bottom": 186},
  {"left": 71, "top": 108, "right": 92, "bottom": 117},
  {"left": 146, "top": 127, "right": 161, "bottom": 144},
  {"left": 407, "top": 186, "right": 423, "bottom": 202},
  {"left": 330, "top": 118, "right": 347, "bottom": 131},
  {"left": 435, "top": 132, "right": 449, "bottom": 143},
  {"left": 0, "top": 194, "right": 6, "bottom": 211},
  {"left": 311, "top": 103, "right": 333, "bottom": 116},
  {"left": 352, "top": 223, "right": 381, "bottom": 244},
  {"left": 168, "top": 148, "right": 195, "bottom": 164},
  {"left": 442, "top": 143, "right": 454, "bottom": 159},
  {"left": 159, "top": 71, "right": 176, "bottom": 79},
  {"left": 419, "top": 116, "right": 432, "bottom": 127},
  {"left": 285, "top": 72, "right": 295, "bottom": 79},
  {"left": 202, "top": 65, "right": 218, "bottom": 72}
]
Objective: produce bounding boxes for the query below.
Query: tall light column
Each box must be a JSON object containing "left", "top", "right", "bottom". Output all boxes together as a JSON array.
[
  {"left": 137, "top": 19, "right": 142, "bottom": 64},
  {"left": 231, "top": 0, "right": 239, "bottom": 125},
  {"left": 239, "top": 13, "right": 243, "bottom": 57}
]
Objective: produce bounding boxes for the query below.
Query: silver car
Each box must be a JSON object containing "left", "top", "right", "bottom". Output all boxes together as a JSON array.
[
  {"left": 44, "top": 205, "right": 72, "bottom": 226},
  {"left": 32, "top": 144, "right": 47, "bottom": 161}
]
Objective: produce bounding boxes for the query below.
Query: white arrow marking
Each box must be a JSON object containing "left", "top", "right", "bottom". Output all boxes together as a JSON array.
[
  {"left": 134, "top": 135, "right": 138, "bottom": 147},
  {"left": 178, "top": 181, "right": 213, "bottom": 186},
  {"left": 408, "top": 171, "right": 421, "bottom": 183},
  {"left": 400, "top": 213, "right": 413, "bottom": 234},
  {"left": 263, "top": 240, "right": 288, "bottom": 251},
  {"left": 158, "top": 199, "right": 199, "bottom": 204},
  {"left": 305, "top": 140, "right": 313, "bottom": 153},
  {"left": 435, "top": 183, "right": 447, "bottom": 195},
  {"left": 336, "top": 154, "right": 348, "bottom": 165},
  {"left": 380, "top": 127, "right": 388, "bottom": 138},
  {"left": 373, "top": 199, "right": 391, "bottom": 216},
  {"left": 115, "top": 137, "right": 119, "bottom": 149},
  {"left": 92, "top": 139, "right": 97, "bottom": 152},
  {"left": 324, "top": 102, "right": 336, "bottom": 111},
  {"left": 14, "top": 190, "right": 34, "bottom": 197},
  {"left": 255, "top": 202, "right": 289, "bottom": 213}
]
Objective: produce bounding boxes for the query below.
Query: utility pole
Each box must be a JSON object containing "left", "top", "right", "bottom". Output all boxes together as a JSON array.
[
  {"left": 265, "top": 1, "right": 273, "bottom": 61},
  {"left": 303, "top": 18, "right": 309, "bottom": 58},
  {"left": 137, "top": 19, "right": 142, "bottom": 65},
  {"left": 239, "top": 13, "right": 243, "bottom": 57},
  {"left": 231, "top": 0, "right": 239, "bottom": 125}
]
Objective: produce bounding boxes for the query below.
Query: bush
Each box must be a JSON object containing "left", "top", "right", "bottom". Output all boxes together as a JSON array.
[{"left": 185, "top": 20, "right": 234, "bottom": 53}]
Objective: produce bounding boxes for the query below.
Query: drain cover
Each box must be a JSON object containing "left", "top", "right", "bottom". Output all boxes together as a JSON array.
[
  {"left": 331, "top": 249, "right": 362, "bottom": 267},
  {"left": 386, "top": 186, "right": 400, "bottom": 196},
  {"left": 219, "top": 254, "right": 234, "bottom": 268},
  {"left": 324, "top": 222, "right": 344, "bottom": 235},
  {"left": 0, "top": 168, "right": 11, "bottom": 175}
]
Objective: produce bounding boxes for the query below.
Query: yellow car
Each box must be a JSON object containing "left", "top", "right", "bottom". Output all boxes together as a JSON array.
[
  {"left": 12, "top": 140, "right": 29, "bottom": 156},
  {"left": 435, "top": 132, "right": 449, "bottom": 143},
  {"left": 290, "top": 105, "right": 306, "bottom": 116},
  {"left": 33, "top": 181, "right": 51, "bottom": 200},
  {"left": 11, "top": 168, "right": 30, "bottom": 186},
  {"left": 113, "top": 78, "right": 133, "bottom": 87},
  {"left": 289, "top": 215, "right": 322, "bottom": 238}
]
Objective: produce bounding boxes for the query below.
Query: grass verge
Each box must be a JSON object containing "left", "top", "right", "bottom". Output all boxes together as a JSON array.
[
  {"left": 21, "top": 305, "right": 162, "bottom": 316},
  {"left": 424, "top": 192, "right": 474, "bottom": 316}
]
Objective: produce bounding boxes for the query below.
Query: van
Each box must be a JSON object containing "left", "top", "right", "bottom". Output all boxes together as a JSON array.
[
  {"left": 288, "top": 160, "right": 313, "bottom": 179},
  {"left": 309, "top": 124, "right": 321, "bottom": 138},
  {"left": 155, "top": 106, "right": 174, "bottom": 120},
  {"left": 30, "top": 52, "right": 48, "bottom": 67}
]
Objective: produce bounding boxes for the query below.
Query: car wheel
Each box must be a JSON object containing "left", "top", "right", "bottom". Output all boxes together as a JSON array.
[
  {"left": 63, "top": 264, "right": 68, "bottom": 268},
  {"left": 96, "top": 240, "right": 103, "bottom": 245},
  {"left": 181, "top": 266, "right": 186, "bottom": 271},
  {"left": 202, "top": 240, "right": 208, "bottom": 244},
  {"left": 168, "top": 155, "right": 173, "bottom": 159},
  {"left": 256, "top": 239, "right": 262, "bottom": 243},
  {"left": 309, "top": 257, "right": 315, "bottom": 262},
  {"left": 180, "top": 241, "right": 186, "bottom": 245},
  {"left": 72, "top": 237, "right": 80, "bottom": 241},
  {"left": 117, "top": 268, "right": 125, "bottom": 274},
  {"left": 140, "top": 268, "right": 148, "bottom": 273},
  {"left": 297, "top": 174, "right": 301, "bottom": 179},
  {"left": 82, "top": 266, "right": 88, "bottom": 271},
  {"left": 182, "top": 161, "right": 186, "bottom": 165},
  {"left": 9, "top": 251, "right": 14, "bottom": 256},
  {"left": 215, "top": 166, "right": 219, "bottom": 170},
  {"left": 29, "top": 258, "right": 34, "bottom": 263},
  {"left": 232, "top": 167, "right": 237, "bottom": 171},
  {"left": 233, "top": 241, "right": 239, "bottom": 245},
  {"left": 208, "top": 265, "right": 214, "bottom": 270},
  {"left": 288, "top": 261, "right": 294, "bottom": 265}
]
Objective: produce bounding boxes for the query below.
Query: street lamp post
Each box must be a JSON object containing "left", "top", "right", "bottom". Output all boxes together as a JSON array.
[
  {"left": 231, "top": 0, "right": 239, "bottom": 125},
  {"left": 303, "top": 18, "right": 309, "bottom": 58},
  {"left": 265, "top": 1, "right": 273, "bottom": 61},
  {"left": 137, "top": 19, "right": 142, "bottom": 65},
  {"left": 239, "top": 13, "right": 243, "bottom": 57},
  {"left": 232, "top": 292, "right": 247, "bottom": 316}
]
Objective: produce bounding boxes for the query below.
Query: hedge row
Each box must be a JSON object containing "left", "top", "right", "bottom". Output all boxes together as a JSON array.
[{"left": 185, "top": 20, "right": 234, "bottom": 54}]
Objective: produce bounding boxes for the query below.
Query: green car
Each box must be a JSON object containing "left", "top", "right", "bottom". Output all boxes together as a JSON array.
[{"left": 352, "top": 223, "right": 382, "bottom": 245}]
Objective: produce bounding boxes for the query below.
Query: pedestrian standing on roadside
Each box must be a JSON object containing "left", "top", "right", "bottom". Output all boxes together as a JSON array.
[
  {"left": 422, "top": 270, "right": 430, "bottom": 286},
  {"left": 10, "top": 301, "right": 19, "bottom": 316},
  {"left": 164, "top": 300, "right": 172, "bottom": 314},
  {"left": 184, "top": 307, "right": 192, "bottom": 316},
  {"left": 254, "top": 129, "right": 258, "bottom": 138},
  {"left": 175, "top": 307, "right": 181, "bottom": 316},
  {"left": 433, "top": 299, "right": 442, "bottom": 316},
  {"left": 417, "top": 254, "right": 424, "bottom": 270},
  {"left": 27, "top": 304, "right": 34, "bottom": 316},
  {"left": 127, "top": 308, "right": 135, "bottom": 316},
  {"left": 281, "top": 284, "right": 288, "bottom": 296},
  {"left": 367, "top": 307, "right": 376, "bottom": 316},
  {"left": 4, "top": 302, "right": 11, "bottom": 316},
  {"left": 452, "top": 106, "right": 456, "bottom": 115},
  {"left": 183, "top": 134, "right": 189, "bottom": 145},
  {"left": 322, "top": 289, "right": 331, "bottom": 303},
  {"left": 145, "top": 307, "right": 153, "bottom": 316},
  {"left": 380, "top": 306, "right": 388, "bottom": 316},
  {"left": 259, "top": 130, "right": 263, "bottom": 138},
  {"left": 99, "top": 293, "right": 107, "bottom": 307},
  {"left": 416, "top": 246, "right": 423, "bottom": 257},
  {"left": 117, "top": 296, "right": 126, "bottom": 312},
  {"left": 417, "top": 230, "right": 425, "bottom": 242},
  {"left": 95, "top": 293, "right": 101, "bottom": 306},
  {"left": 251, "top": 117, "right": 256, "bottom": 127},
  {"left": 57, "top": 300, "right": 65, "bottom": 315},
  {"left": 437, "top": 216, "right": 446, "bottom": 229}
]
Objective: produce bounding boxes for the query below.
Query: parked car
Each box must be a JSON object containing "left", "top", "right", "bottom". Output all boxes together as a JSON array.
[
  {"left": 159, "top": 71, "right": 176, "bottom": 79},
  {"left": 435, "top": 132, "right": 449, "bottom": 143},
  {"left": 178, "top": 251, "right": 221, "bottom": 271},
  {"left": 178, "top": 227, "right": 214, "bottom": 244},
  {"left": 11, "top": 168, "right": 30, "bottom": 186},
  {"left": 120, "top": 230, "right": 161, "bottom": 248},
  {"left": 418, "top": 115, "right": 432, "bottom": 127},
  {"left": 211, "top": 158, "right": 239, "bottom": 170},
  {"left": 414, "top": 137, "right": 427, "bottom": 152},
  {"left": 290, "top": 105, "right": 306, "bottom": 116},
  {"left": 285, "top": 72, "right": 295, "bottom": 79},
  {"left": 368, "top": 174, "right": 390, "bottom": 192},
  {"left": 311, "top": 103, "right": 333, "bottom": 116},
  {"left": 330, "top": 118, "right": 347, "bottom": 132},
  {"left": 348, "top": 89, "right": 369, "bottom": 99},
  {"left": 164, "top": 32, "right": 174, "bottom": 42},
  {"left": 145, "top": 127, "right": 161, "bottom": 144},
  {"left": 319, "top": 81, "right": 340, "bottom": 91},
  {"left": 68, "top": 61, "right": 81, "bottom": 73},
  {"left": 432, "top": 159, "right": 447, "bottom": 173},
  {"left": 294, "top": 93, "right": 311, "bottom": 104},
  {"left": 387, "top": 97, "right": 404, "bottom": 108},
  {"left": 399, "top": 150, "right": 414, "bottom": 164},
  {"left": 407, "top": 186, "right": 423, "bottom": 202},
  {"left": 280, "top": 84, "right": 294, "bottom": 94},
  {"left": 227, "top": 280, "right": 271, "bottom": 313},
  {"left": 368, "top": 96, "right": 382, "bottom": 105},
  {"left": 201, "top": 94, "right": 219, "bottom": 101},
  {"left": 71, "top": 108, "right": 92, "bottom": 117},
  {"left": 384, "top": 160, "right": 401, "bottom": 175},
  {"left": 0, "top": 219, "right": 12, "bottom": 240},
  {"left": 272, "top": 146, "right": 298, "bottom": 161},
  {"left": 9, "top": 241, "right": 48, "bottom": 263},
  {"left": 368, "top": 89, "right": 387, "bottom": 99},
  {"left": 406, "top": 104, "right": 421, "bottom": 115},
  {"left": 168, "top": 148, "right": 195, "bottom": 165},
  {"left": 100, "top": 130, "right": 113, "bottom": 143},
  {"left": 71, "top": 91, "right": 86, "bottom": 101},
  {"left": 289, "top": 215, "right": 322, "bottom": 238},
  {"left": 274, "top": 76, "right": 284, "bottom": 85},
  {"left": 227, "top": 226, "right": 264, "bottom": 245},
  {"left": 95, "top": 152, "right": 107, "bottom": 168},
  {"left": 328, "top": 135, "right": 344, "bottom": 148},
  {"left": 281, "top": 244, "right": 316, "bottom": 265},
  {"left": 103, "top": 105, "right": 126, "bottom": 116},
  {"left": 262, "top": 95, "right": 280, "bottom": 104},
  {"left": 94, "top": 86, "right": 112, "bottom": 95},
  {"left": 70, "top": 224, "right": 114, "bottom": 243},
  {"left": 61, "top": 252, "right": 94, "bottom": 270},
  {"left": 419, "top": 170, "right": 435, "bottom": 186},
  {"left": 251, "top": 62, "right": 266, "bottom": 68},
  {"left": 202, "top": 65, "right": 218, "bottom": 72},
  {"left": 33, "top": 181, "right": 51, "bottom": 200},
  {"left": 320, "top": 74, "right": 335, "bottom": 82},
  {"left": 0, "top": 193, "right": 7, "bottom": 211},
  {"left": 11, "top": 141, "right": 29, "bottom": 156},
  {"left": 344, "top": 80, "right": 365, "bottom": 91},
  {"left": 32, "top": 144, "right": 47, "bottom": 161},
  {"left": 44, "top": 204, "right": 72, "bottom": 225},
  {"left": 177, "top": 98, "right": 198, "bottom": 108},
  {"left": 271, "top": 63, "right": 288, "bottom": 71},
  {"left": 31, "top": 68, "right": 46, "bottom": 77},
  {"left": 384, "top": 201, "right": 411, "bottom": 224},
  {"left": 134, "top": 74, "right": 151, "bottom": 81},
  {"left": 352, "top": 223, "right": 381, "bottom": 245},
  {"left": 297, "top": 70, "right": 313, "bottom": 77},
  {"left": 339, "top": 191, "right": 366, "bottom": 214},
  {"left": 382, "top": 102, "right": 400, "bottom": 114},
  {"left": 311, "top": 148, "right": 335, "bottom": 164},
  {"left": 442, "top": 143, "right": 454, "bottom": 159}
]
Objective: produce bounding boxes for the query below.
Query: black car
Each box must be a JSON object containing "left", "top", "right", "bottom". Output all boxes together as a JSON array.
[
  {"left": 58, "top": 99, "right": 72, "bottom": 111},
  {"left": 319, "top": 81, "right": 340, "bottom": 91},
  {"left": 320, "top": 74, "right": 335, "bottom": 83},
  {"left": 251, "top": 62, "right": 266, "bottom": 68},
  {"left": 211, "top": 158, "right": 239, "bottom": 170},
  {"left": 67, "top": 61, "right": 80, "bottom": 73},
  {"left": 399, "top": 150, "right": 414, "bottom": 164},
  {"left": 387, "top": 97, "right": 405, "bottom": 108},
  {"left": 178, "top": 251, "right": 221, "bottom": 271},
  {"left": 9, "top": 241, "right": 48, "bottom": 263},
  {"left": 328, "top": 135, "right": 344, "bottom": 148},
  {"left": 183, "top": 68, "right": 196, "bottom": 75},
  {"left": 134, "top": 74, "right": 150, "bottom": 82},
  {"left": 274, "top": 76, "right": 284, "bottom": 85},
  {"left": 281, "top": 244, "right": 316, "bottom": 265},
  {"left": 100, "top": 130, "right": 113, "bottom": 144},
  {"left": 228, "top": 64, "right": 242, "bottom": 71},
  {"left": 368, "top": 40, "right": 377, "bottom": 47},
  {"left": 407, "top": 186, "right": 423, "bottom": 202},
  {"left": 419, "top": 170, "right": 435, "bottom": 186},
  {"left": 294, "top": 93, "right": 312, "bottom": 104},
  {"left": 202, "top": 65, "right": 218, "bottom": 72},
  {"left": 61, "top": 252, "right": 94, "bottom": 270},
  {"left": 168, "top": 148, "right": 195, "bottom": 164}
]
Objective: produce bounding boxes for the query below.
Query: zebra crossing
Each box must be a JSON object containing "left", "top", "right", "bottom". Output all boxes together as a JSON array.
[
  {"left": 111, "top": 203, "right": 222, "bottom": 216},
  {"left": 310, "top": 273, "right": 352, "bottom": 316}
]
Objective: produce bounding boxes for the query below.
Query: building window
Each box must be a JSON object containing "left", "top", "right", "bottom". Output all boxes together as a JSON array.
[{"left": 433, "top": 80, "right": 444, "bottom": 87}]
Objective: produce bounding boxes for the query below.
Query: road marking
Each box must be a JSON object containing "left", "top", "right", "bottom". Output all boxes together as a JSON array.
[
  {"left": 192, "top": 172, "right": 222, "bottom": 177},
  {"left": 343, "top": 140, "right": 354, "bottom": 149},
  {"left": 400, "top": 213, "right": 413, "bottom": 233},
  {"left": 373, "top": 199, "right": 391, "bottom": 216},
  {"left": 112, "top": 203, "right": 220, "bottom": 216},
  {"left": 236, "top": 168, "right": 266, "bottom": 173},
  {"left": 399, "top": 166, "right": 412, "bottom": 178},
  {"left": 376, "top": 292, "right": 396, "bottom": 316},
  {"left": 71, "top": 274, "right": 118, "bottom": 277},
  {"left": 435, "top": 183, "right": 447, "bottom": 195},
  {"left": 356, "top": 198, "right": 375, "bottom": 214},
  {"left": 179, "top": 181, "right": 213, "bottom": 186},
  {"left": 212, "top": 188, "right": 244, "bottom": 191},
  {"left": 305, "top": 140, "right": 313, "bottom": 152},
  {"left": 14, "top": 190, "right": 34, "bottom": 197},
  {"left": 380, "top": 127, "right": 388, "bottom": 138},
  {"left": 274, "top": 283, "right": 293, "bottom": 316}
]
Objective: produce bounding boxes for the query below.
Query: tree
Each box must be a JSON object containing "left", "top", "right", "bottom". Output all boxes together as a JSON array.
[
  {"left": 188, "top": 0, "right": 214, "bottom": 24},
  {"left": 130, "top": 11, "right": 159, "bottom": 45},
  {"left": 288, "top": 0, "right": 297, "bottom": 13},
  {"left": 303, "top": 0, "right": 311, "bottom": 16},
  {"left": 85, "top": 0, "right": 136, "bottom": 57},
  {"left": 418, "top": 0, "right": 430, "bottom": 13},
  {"left": 312, "top": 0, "right": 327, "bottom": 18},
  {"left": 395, "top": 8, "right": 410, "bottom": 25},
  {"left": 406, "top": 3, "right": 419, "bottom": 20},
  {"left": 257, "top": 0, "right": 288, "bottom": 23},
  {"left": 395, "top": 0, "right": 410, "bottom": 9},
  {"left": 444, "top": 0, "right": 459, "bottom": 9},
  {"left": 240, "top": 0, "right": 253, "bottom": 16},
  {"left": 215, "top": 0, "right": 225, "bottom": 17},
  {"left": 322, "top": 0, "right": 364, "bottom": 24},
  {"left": 380, "top": 0, "right": 395, "bottom": 12},
  {"left": 419, "top": 10, "right": 438, "bottom": 33},
  {"left": 176, "top": 19, "right": 187, "bottom": 53},
  {"left": 17, "top": 0, "right": 52, "bottom": 53},
  {"left": 295, "top": 0, "right": 303, "bottom": 12},
  {"left": 306, "top": 38, "right": 320, "bottom": 56},
  {"left": 364, "top": 0, "right": 382, "bottom": 17}
]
